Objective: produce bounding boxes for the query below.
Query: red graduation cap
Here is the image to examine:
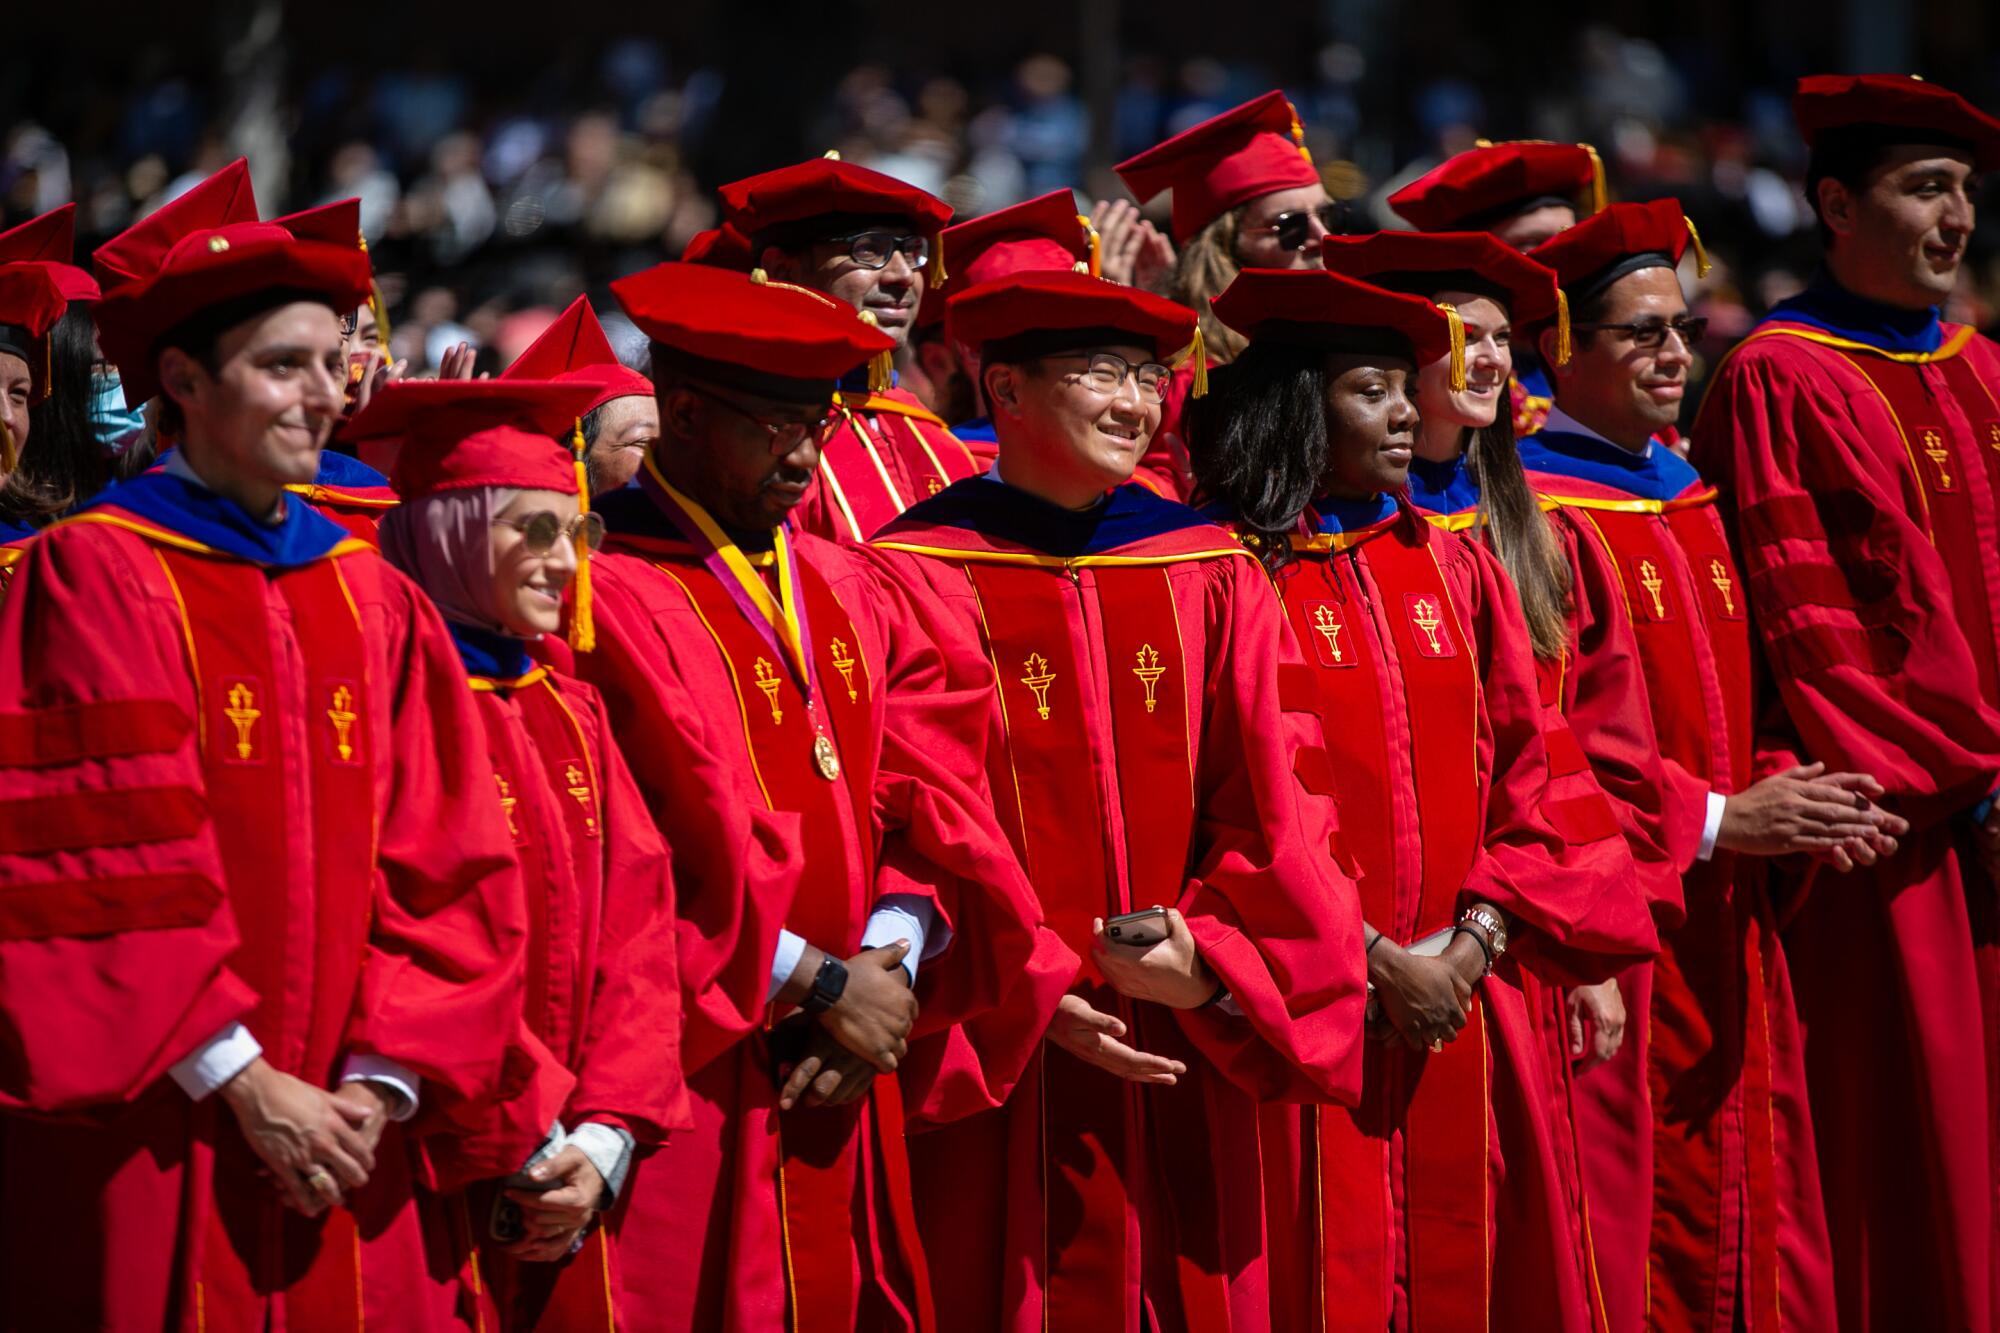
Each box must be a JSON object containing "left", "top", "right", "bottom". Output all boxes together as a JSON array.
[
  {"left": 0, "top": 263, "right": 73, "bottom": 467},
  {"left": 920, "top": 190, "right": 1100, "bottom": 327},
  {"left": 352, "top": 377, "right": 608, "bottom": 650},
  {"left": 276, "top": 196, "right": 394, "bottom": 348},
  {"left": 1319, "top": 230, "right": 1569, "bottom": 383},
  {"left": 1387, "top": 141, "right": 1607, "bottom": 235},
  {"left": 0, "top": 204, "right": 99, "bottom": 304},
  {"left": 500, "top": 295, "right": 654, "bottom": 413},
  {"left": 681, "top": 223, "right": 755, "bottom": 270},
  {"left": 944, "top": 268, "right": 1202, "bottom": 389},
  {"left": 718, "top": 155, "right": 952, "bottom": 282},
  {"left": 610, "top": 261, "right": 895, "bottom": 398},
  {"left": 1529, "top": 198, "right": 1709, "bottom": 304},
  {"left": 1793, "top": 74, "right": 2000, "bottom": 169},
  {"left": 1115, "top": 91, "right": 1321, "bottom": 244},
  {"left": 1209, "top": 268, "right": 1455, "bottom": 370},
  {"left": 349, "top": 378, "right": 604, "bottom": 499},
  {"left": 90, "top": 160, "right": 373, "bottom": 406}
]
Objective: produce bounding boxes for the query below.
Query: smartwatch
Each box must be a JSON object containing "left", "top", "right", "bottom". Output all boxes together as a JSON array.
[{"left": 800, "top": 954, "right": 849, "bottom": 1015}]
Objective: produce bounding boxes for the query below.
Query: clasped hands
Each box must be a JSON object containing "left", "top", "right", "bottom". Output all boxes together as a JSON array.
[
  {"left": 774, "top": 940, "right": 917, "bottom": 1112},
  {"left": 218, "top": 1057, "right": 399, "bottom": 1217},
  {"left": 1366, "top": 929, "right": 1489, "bottom": 1053}
]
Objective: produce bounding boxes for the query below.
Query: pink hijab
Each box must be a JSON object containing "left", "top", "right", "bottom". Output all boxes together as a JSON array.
[{"left": 377, "top": 486, "right": 523, "bottom": 634}]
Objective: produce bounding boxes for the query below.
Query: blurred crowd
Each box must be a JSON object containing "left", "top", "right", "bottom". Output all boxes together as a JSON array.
[{"left": 6, "top": 26, "right": 1998, "bottom": 419}]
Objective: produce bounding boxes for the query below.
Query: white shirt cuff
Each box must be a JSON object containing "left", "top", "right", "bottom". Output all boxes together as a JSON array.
[
  {"left": 340, "top": 1054, "right": 422, "bottom": 1121},
  {"left": 566, "top": 1120, "right": 636, "bottom": 1204},
  {"left": 768, "top": 928, "right": 809, "bottom": 1003},
  {"left": 1697, "top": 789, "right": 1727, "bottom": 862},
  {"left": 862, "top": 895, "right": 949, "bottom": 985},
  {"left": 170, "top": 1021, "right": 263, "bottom": 1101}
]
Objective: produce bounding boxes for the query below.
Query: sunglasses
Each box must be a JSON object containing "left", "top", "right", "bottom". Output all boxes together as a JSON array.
[
  {"left": 827, "top": 229, "right": 929, "bottom": 272},
  {"left": 690, "top": 384, "right": 834, "bottom": 453},
  {"left": 1040, "top": 352, "right": 1173, "bottom": 404},
  {"left": 495, "top": 511, "right": 606, "bottom": 554},
  {"left": 1569, "top": 315, "right": 1709, "bottom": 351},
  {"left": 1244, "top": 202, "right": 1346, "bottom": 252}
]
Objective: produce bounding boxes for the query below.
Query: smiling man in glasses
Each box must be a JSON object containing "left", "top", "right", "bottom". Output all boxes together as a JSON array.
[
  {"left": 717, "top": 155, "right": 986, "bottom": 542},
  {"left": 1690, "top": 74, "right": 2000, "bottom": 1333},
  {"left": 868, "top": 267, "right": 1366, "bottom": 1332},
  {"left": 1524, "top": 198, "right": 1909, "bottom": 1332},
  {"left": 577, "top": 260, "right": 1071, "bottom": 1332}
]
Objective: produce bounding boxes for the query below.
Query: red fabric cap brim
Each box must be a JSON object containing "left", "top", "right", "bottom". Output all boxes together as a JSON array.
[
  {"left": 1319, "top": 231, "right": 1562, "bottom": 324},
  {"left": 1794, "top": 74, "right": 2000, "bottom": 169},
  {"left": 1210, "top": 267, "right": 1454, "bottom": 366},
  {"left": 944, "top": 268, "right": 1196, "bottom": 362},
  {"left": 719, "top": 159, "right": 951, "bottom": 239},
  {"left": 610, "top": 262, "right": 894, "bottom": 383},
  {"left": 1115, "top": 92, "right": 1320, "bottom": 243},
  {"left": 345, "top": 378, "right": 604, "bottom": 499},
  {"left": 1387, "top": 143, "right": 1597, "bottom": 233},
  {"left": 1528, "top": 199, "right": 1691, "bottom": 294}
]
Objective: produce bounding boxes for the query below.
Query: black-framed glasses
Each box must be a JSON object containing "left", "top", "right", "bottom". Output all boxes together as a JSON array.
[
  {"left": 1244, "top": 202, "right": 1346, "bottom": 251},
  {"left": 1040, "top": 351, "right": 1173, "bottom": 404},
  {"left": 690, "top": 383, "right": 834, "bottom": 453},
  {"left": 1569, "top": 315, "right": 1708, "bottom": 350},
  {"left": 496, "top": 510, "right": 606, "bottom": 554},
  {"left": 337, "top": 310, "right": 360, "bottom": 338},
  {"left": 826, "top": 229, "right": 929, "bottom": 271}
]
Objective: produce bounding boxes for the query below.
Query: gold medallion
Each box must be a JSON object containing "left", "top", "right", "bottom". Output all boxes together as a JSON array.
[{"left": 813, "top": 731, "right": 841, "bottom": 781}]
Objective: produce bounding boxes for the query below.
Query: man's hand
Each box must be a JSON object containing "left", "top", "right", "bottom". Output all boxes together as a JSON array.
[
  {"left": 1718, "top": 764, "right": 1908, "bottom": 860},
  {"left": 1368, "top": 943, "right": 1471, "bottom": 1052},
  {"left": 219, "top": 1058, "right": 377, "bottom": 1215},
  {"left": 818, "top": 941, "right": 917, "bottom": 1072},
  {"left": 500, "top": 1145, "right": 606, "bottom": 1262},
  {"left": 328, "top": 1081, "right": 396, "bottom": 1156},
  {"left": 1090, "top": 200, "right": 1176, "bottom": 291},
  {"left": 1044, "top": 992, "right": 1187, "bottom": 1086},
  {"left": 1567, "top": 979, "right": 1627, "bottom": 1073},
  {"left": 1092, "top": 909, "right": 1218, "bottom": 1010},
  {"left": 777, "top": 1026, "right": 878, "bottom": 1111}
]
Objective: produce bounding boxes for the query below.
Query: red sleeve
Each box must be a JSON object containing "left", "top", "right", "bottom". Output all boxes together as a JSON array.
[
  {"left": 1172, "top": 555, "right": 1368, "bottom": 1106},
  {"left": 0, "top": 530, "right": 258, "bottom": 1113},
  {"left": 835, "top": 548, "right": 1079, "bottom": 1126},
  {"left": 574, "top": 559, "right": 806, "bottom": 1077},
  {"left": 1451, "top": 538, "right": 1658, "bottom": 985},
  {"left": 1551, "top": 510, "right": 1693, "bottom": 917},
  {"left": 1691, "top": 344, "right": 2000, "bottom": 829},
  {"left": 345, "top": 570, "right": 533, "bottom": 1123},
  {"left": 565, "top": 681, "right": 693, "bottom": 1142}
]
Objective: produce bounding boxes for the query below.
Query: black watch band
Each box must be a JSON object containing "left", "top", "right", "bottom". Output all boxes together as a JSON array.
[{"left": 800, "top": 955, "right": 849, "bottom": 1015}]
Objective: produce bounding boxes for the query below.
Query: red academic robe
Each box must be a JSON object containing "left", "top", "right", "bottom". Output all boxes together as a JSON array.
[
  {"left": 0, "top": 504, "right": 527, "bottom": 1331},
  {"left": 436, "top": 662, "right": 692, "bottom": 1332},
  {"left": 1692, "top": 320, "right": 2000, "bottom": 1332},
  {"left": 286, "top": 478, "right": 399, "bottom": 546},
  {"left": 791, "top": 387, "right": 984, "bottom": 541},
  {"left": 576, "top": 479, "right": 1070, "bottom": 1333},
  {"left": 1528, "top": 453, "right": 1836, "bottom": 1331},
  {"left": 1246, "top": 497, "right": 1654, "bottom": 1333},
  {"left": 868, "top": 477, "right": 1370, "bottom": 1333}
]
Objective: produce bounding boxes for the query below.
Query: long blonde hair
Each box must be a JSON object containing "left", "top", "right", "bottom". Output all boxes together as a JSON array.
[{"left": 1168, "top": 206, "right": 1248, "bottom": 365}]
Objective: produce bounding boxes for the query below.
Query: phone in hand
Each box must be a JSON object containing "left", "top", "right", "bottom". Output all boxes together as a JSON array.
[
  {"left": 487, "top": 1168, "right": 566, "bottom": 1243},
  {"left": 1104, "top": 906, "right": 1172, "bottom": 948}
]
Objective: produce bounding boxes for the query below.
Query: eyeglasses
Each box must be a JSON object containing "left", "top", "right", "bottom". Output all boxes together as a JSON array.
[
  {"left": 1041, "top": 352, "right": 1174, "bottom": 404},
  {"left": 1569, "top": 315, "right": 1708, "bottom": 351},
  {"left": 337, "top": 311, "right": 360, "bottom": 338},
  {"left": 495, "top": 510, "right": 606, "bottom": 554},
  {"left": 1243, "top": 202, "right": 1346, "bottom": 252},
  {"left": 690, "top": 384, "right": 834, "bottom": 453},
  {"left": 826, "top": 229, "right": 929, "bottom": 272}
]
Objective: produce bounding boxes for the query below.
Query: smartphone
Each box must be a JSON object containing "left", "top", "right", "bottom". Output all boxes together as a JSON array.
[
  {"left": 1404, "top": 925, "right": 1459, "bottom": 958},
  {"left": 487, "top": 1169, "right": 565, "bottom": 1243},
  {"left": 1104, "top": 906, "right": 1171, "bottom": 948}
]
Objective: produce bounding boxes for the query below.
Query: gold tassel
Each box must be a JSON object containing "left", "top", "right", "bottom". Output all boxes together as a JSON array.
[
  {"left": 356, "top": 231, "right": 393, "bottom": 351},
  {"left": 1077, "top": 214, "right": 1102, "bottom": 278},
  {"left": 928, "top": 232, "right": 946, "bottom": 287},
  {"left": 1580, "top": 143, "right": 1608, "bottom": 214},
  {"left": 1684, "top": 216, "right": 1712, "bottom": 279},
  {"left": 857, "top": 309, "right": 894, "bottom": 392},
  {"left": 1438, "top": 302, "right": 1468, "bottom": 393},
  {"left": 1555, "top": 288, "right": 1573, "bottom": 366},
  {"left": 40, "top": 337, "right": 51, "bottom": 403},
  {"left": 568, "top": 417, "right": 595, "bottom": 653},
  {"left": 1185, "top": 326, "right": 1210, "bottom": 398},
  {"left": 0, "top": 417, "right": 15, "bottom": 474},
  {"left": 1289, "top": 103, "right": 1314, "bottom": 166}
]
